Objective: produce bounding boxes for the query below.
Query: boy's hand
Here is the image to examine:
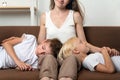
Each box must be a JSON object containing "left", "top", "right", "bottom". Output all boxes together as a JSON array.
[
  {"left": 15, "top": 66, "right": 33, "bottom": 71},
  {"left": 110, "top": 48, "right": 120, "bottom": 56},
  {"left": 15, "top": 60, "right": 32, "bottom": 71},
  {"left": 102, "top": 47, "right": 120, "bottom": 56}
]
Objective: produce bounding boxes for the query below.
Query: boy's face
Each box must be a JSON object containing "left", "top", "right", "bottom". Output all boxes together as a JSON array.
[
  {"left": 76, "top": 39, "right": 89, "bottom": 54},
  {"left": 35, "top": 40, "right": 51, "bottom": 56}
]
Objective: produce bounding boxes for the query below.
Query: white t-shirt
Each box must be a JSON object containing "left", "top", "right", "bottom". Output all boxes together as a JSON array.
[
  {"left": 0, "top": 34, "right": 38, "bottom": 69},
  {"left": 45, "top": 10, "right": 76, "bottom": 43},
  {"left": 82, "top": 52, "right": 120, "bottom": 72}
]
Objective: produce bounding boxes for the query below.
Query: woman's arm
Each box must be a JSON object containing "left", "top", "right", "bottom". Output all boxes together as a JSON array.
[
  {"left": 86, "top": 43, "right": 120, "bottom": 56},
  {"left": 95, "top": 47, "right": 115, "bottom": 73},
  {"left": 74, "top": 11, "right": 101, "bottom": 53},
  {"left": 86, "top": 42, "right": 101, "bottom": 52},
  {"left": 38, "top": 13, "right": 46, "bottom": 44},
  {"left": 74, "top": 11, "right": 87, "bottom": 42},
  {"left": 74, "top": 11, "right": 102, "bottom": 53},
  {"left": 1, "top": 37, "right": 32, "bottom": 71}
]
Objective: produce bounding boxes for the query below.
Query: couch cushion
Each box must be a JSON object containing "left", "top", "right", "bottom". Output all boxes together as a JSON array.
[
  {"left": 0, "top": 69, "right": 39, "bottom": 80},
  {"left": 78, "top": 68, "right": 120, "bottom": 80}
]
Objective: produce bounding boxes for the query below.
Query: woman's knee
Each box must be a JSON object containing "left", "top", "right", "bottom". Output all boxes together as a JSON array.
[
  {"left": 58, "top": 55, "right": 78, "bottom": 80},
  {"left": 59, "top": 77, "right": 73, "bottom": 80},
  {"left": 44, "top": 55, "right": 57, "bottom": 63}
]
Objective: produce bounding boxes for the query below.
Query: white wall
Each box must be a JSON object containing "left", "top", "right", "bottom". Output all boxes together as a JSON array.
[
  {"left": 0, "top": 11, "right": 30, "bottom": 26},
  {"left": 37, "top": 0, "right": 50, "bottom": 25},
  {"left": 38, "top": 0, "right": 50, "bottom": 13},
  {"left": 0, "top": 0, "right": 120, "bottom": 26},
  {"left": 80, "top": 0, "right": 120, "bottom": 26}
]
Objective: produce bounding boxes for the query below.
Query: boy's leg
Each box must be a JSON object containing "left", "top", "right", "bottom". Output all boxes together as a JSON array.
[
  {"left": 39, "top": 55, "right": 58, "bottom": 80},
  {"left": 58, "top": 55, "right": 80, "bottom": 80}
]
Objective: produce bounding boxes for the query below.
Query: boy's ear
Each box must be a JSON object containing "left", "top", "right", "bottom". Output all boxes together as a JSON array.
[{"left": 73, "top": 49, "right": 79, "bottom": 54}]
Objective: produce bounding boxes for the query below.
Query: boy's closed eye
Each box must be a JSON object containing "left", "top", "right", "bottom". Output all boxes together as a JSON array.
[
  {"left": 40, "top": 52, "right": 46, "bottom": 55},
  {"left": 42, "top": 45, "right": 46, "bottom": 50}
]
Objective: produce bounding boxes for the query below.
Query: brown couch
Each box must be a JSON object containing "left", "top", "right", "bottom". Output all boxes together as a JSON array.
[{"left": 0, "top": 26, "right": 120, "bottom": 80}]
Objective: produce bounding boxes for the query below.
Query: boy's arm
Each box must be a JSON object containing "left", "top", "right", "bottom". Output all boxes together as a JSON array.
[
  {"left": 1, "top": 37, "right": 32, "bottom": 71},
  {"left": 95, "top": 47, "right": 115, "bottom": 73},
  {"left": 2, "top": 37, "right": 17, "bottom": 43}
]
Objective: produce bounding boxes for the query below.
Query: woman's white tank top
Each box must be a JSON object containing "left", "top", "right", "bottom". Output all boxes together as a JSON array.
[{"left": 45, "top": 10, "right": 76, "bottom": 43}]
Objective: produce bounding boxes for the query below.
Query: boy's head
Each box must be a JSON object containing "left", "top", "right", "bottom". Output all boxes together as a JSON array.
[
  {"left": 36, "top": 38, "right": 62, "bottom": 58},
  {"left": 58, "top": 37, "right": 78, "bottom": 60},
  {"left": 58, "top": 37, "right": 89, "bottom": 60}
]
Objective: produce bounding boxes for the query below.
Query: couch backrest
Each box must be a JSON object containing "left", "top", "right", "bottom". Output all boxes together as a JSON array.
[
  {"left": 84, "top": 26, "right": 120, "bottom": 51},
  {"left": 0, "top": 26, "right": 39, "bottom": 43},
  {"left": 0, "top": 26, "right": 120, "bottom": 51}
]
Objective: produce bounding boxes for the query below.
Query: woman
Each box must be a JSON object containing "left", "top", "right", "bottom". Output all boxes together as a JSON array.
[
  {"left": 38, "top": 0, "right": 101, "bottom": 80},
  {"left": 38, "top": 0, "right": 85, "bottom": 79}
]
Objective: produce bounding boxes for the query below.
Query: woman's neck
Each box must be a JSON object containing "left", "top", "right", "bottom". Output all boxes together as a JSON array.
[{"left": 53, "top": 6, "right": 68, "bottom": 14}]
